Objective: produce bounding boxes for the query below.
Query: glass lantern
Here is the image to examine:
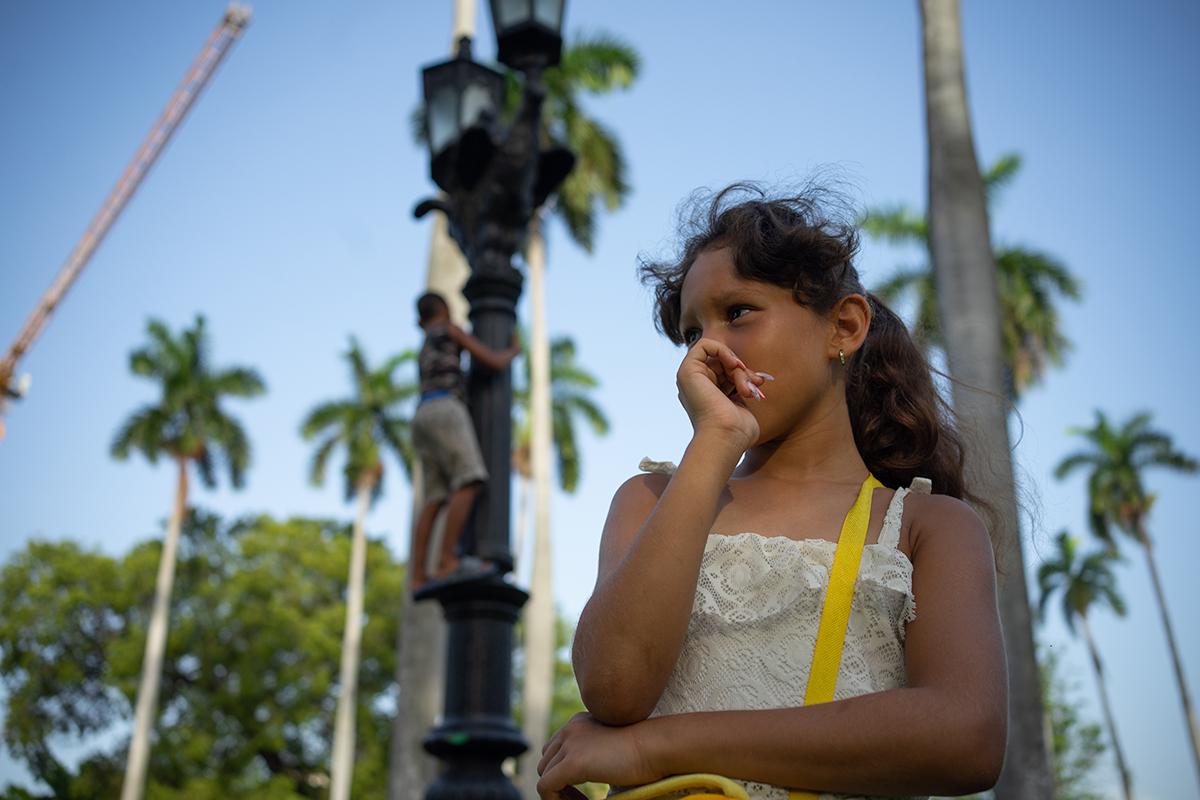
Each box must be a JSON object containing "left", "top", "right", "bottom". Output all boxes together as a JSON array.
[
  {"left": 489, "top": 0, "right": 566, "bottom": 70},
  {"left": 422, "top": 37, "right": 505, "bottom": 191}
]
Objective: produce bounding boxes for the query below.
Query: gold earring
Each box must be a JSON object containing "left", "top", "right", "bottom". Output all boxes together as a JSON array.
[{"left": 839, "top": 349, "right": 846, "bottom": 366}]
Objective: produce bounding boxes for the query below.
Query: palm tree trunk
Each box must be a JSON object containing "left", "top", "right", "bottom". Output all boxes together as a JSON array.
[
  {"left": 1079, "top": 615, "right": 1132, "bottom": 800},
  {"left": 330, "top": 475, "right": 374, "bottom": 800},
  {"left": 120, "top": 456, "right": 188, "bottom": 800},
  {"left": 520, "top": 213, "right": 556, "bottom": 799},
  {"left": 1137, "top": 521, "right": 1200, "bottom": 782},
  {"left": 389, "top": 463, "right": 447, "bottom": 800},
  {"left": 515, "top": 472, "right": 531, "bottom": 572},
  {"left": 918, "top": 2, "right": 1051, "bottom": 797}
]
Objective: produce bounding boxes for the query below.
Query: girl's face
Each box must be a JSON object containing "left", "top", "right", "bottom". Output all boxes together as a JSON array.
[{"left": 678, "top": 247, "right": 843, "bottom": 442}]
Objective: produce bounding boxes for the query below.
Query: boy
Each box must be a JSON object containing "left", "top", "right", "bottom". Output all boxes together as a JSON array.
[{"left": 410, "top": 292, "right": 520, "bottom": 593}]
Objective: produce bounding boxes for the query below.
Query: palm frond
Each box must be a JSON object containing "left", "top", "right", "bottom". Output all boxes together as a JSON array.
[
  {"left": 300, "top": 401, "right": 354, "bottom": 440},
  {"left": 983, "top": 152, "right": 1022, "bottom": 205},
  {"left": 552, "top": 31, "right": 640, "bottom": 94},
  {"left": 301, "top": 340, "right": 418, "bottom": 503},
  {"left": 195, "top": 447, "right": 217, "bottom": 490},
  {"left": 214, "top": 414, "right": 252, "bottom": 489},
  {"left": 212, "top": 366, "right": 267, "bottom": 398},
  {"left": 113, "top": 316, "right": 262, "bottom": 491},
  {"left": 858, "top": 205, "right": 928, "bottom": 246},
  {"left": 111, "top": 405, "right": 169, "bottom": 463},
  {"left": 308, "top": 434, "right": 340, "bottom": 488}
]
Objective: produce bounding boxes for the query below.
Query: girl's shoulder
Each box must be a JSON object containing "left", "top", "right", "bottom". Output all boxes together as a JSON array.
[
  {"left": 610, "top": 470, "right": 672, "bottom": 512},
  {"left": 900, "top": 490, "right": 995, "bottom": 567}
]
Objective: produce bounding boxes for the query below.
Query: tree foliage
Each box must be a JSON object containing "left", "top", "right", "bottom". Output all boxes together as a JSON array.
[
  {"left": 512, "top": 330, "right": 609, "bottom": 494},
  {"left": 533, "top": 31, "right": 639, "bottom": 252},
  {"left": 861, "top": 154, "right": 1082, "bottom": 398},
  {"left": 0, "top": 511, "right": 404, "bottom": 799},
  {"left": 1036, "top": 532, "right": 1126, "bottom": 632},
  {"left": 1041, "top": 648, "right": 1109, "bottom": 800},
  {"left": 1055, "top": 410, "right": 1199, "bottom": 547},
  {"left": 300, "top": 339, "right": 418, "bottom": 503},
  {"left": 110, "top": 315, "right": 265, "bottom": 486}
]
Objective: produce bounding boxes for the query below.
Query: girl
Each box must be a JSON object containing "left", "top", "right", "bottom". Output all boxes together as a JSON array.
[{"left": 536, "top": 185, "right": 1007, "bottom": 799}]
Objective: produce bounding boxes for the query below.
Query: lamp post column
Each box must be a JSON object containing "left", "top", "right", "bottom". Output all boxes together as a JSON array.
[
  {"left": 415, "top": 68, "right": 569, "bottom": 800},
  {"left": 413, "top": 4, "right": 572, "bottom": 795}
]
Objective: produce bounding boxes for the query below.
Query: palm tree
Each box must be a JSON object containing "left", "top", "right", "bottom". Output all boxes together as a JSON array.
[
  {"left": 110, "top": 315, "right": 264, "bottom": 800},
  {"left": 512, "top": 34, "right": 637, "bottom": 798},
  {"left": 862, "top": 154, "right": 1082, "bottom": 399},
  {"left": 301, "top": 338, "right": 417, "bottom": 800},
  {"left": 1055, "top": 410, "right": 1200, "bottom": 781},
  {"left": 1036, "top": 531, "right": 1132, "bottom": 800},
  {"left": 918, "top": 1, "right": 1052, "bottom": 796},
  {"left": 511, "top": 330, "right": 610, "bottom": 560}
]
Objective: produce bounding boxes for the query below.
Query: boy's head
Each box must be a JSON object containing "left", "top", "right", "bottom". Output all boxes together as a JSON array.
[{"left": 417, "top": 293, "right": 450, "bottom": 328}]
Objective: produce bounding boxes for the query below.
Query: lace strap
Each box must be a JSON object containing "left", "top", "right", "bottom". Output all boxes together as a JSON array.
[
  {"left": 878, "top": 476, "right": 932, "bottom": 550},
  {"left": 639, "top": 457, "right": 677, "bottom": 476}
]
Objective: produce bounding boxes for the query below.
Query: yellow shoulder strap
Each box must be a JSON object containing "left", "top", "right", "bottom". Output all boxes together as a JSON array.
[{"left": 790, "top": 474, "right": 882, "bottom": 800}]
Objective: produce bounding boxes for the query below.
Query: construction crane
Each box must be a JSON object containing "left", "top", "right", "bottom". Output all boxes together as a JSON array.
[{"left": 0, "top": 3, "right": 252, "bottom": 440}]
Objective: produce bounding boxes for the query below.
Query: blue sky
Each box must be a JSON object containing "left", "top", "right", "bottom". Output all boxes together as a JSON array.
[{"left": 2, "top": 1, "right": 1198, "bottom": 797}]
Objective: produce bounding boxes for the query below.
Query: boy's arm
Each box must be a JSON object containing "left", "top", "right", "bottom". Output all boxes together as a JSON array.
[{"left": 446, "top": 324, "right": 521, "bottom": 372}]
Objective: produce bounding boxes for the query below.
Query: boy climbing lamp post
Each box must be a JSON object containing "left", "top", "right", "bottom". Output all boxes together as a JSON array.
[{"left": 413, "top": 1, "right": 574, "bottom": 798}]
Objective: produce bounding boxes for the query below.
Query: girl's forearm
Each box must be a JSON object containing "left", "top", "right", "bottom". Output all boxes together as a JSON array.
[
  {"left": 574, "top": 434, "right": 744, "bottom": 723},
  {"left": 635, "top": 684, "right": 1005, "bottom": 796}
]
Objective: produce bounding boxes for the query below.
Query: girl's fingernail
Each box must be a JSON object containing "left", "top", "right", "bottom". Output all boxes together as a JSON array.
[
  {"left": 755, "top": 372, "right": 775, "bottom": 381},
  {"left": 735, "top": 358, "right": 747, "bottom": 370},
  {"left": 749, "top": 384, "right": 764, "bottom": 401}
]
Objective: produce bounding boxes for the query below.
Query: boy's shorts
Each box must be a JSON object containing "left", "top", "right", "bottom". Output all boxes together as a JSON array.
[{"left": 411, "top": 395, "right": 489, "bottom": 505}]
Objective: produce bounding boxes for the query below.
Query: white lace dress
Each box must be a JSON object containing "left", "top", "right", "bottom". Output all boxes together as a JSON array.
[{"left": 620, "top": 473, "right": 930, "bottom": 800}]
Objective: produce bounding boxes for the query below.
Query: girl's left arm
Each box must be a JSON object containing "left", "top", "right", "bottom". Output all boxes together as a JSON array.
[{"left": 538, "top": 494, "right": 1007, "bottom": 799}]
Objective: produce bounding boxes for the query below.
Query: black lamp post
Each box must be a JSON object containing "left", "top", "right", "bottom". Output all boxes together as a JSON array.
[{"left": 412, "top": 2, "right": 572, "bottom": 798}]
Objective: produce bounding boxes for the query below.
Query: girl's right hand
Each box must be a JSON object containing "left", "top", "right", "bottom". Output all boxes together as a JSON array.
[{"left": 676, "top": 338, "right": 762, "bottom": 453}]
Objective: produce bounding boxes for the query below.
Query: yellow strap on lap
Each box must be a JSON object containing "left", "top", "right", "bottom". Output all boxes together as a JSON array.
[{"left": 607, "top": 773, "right": 750, "bottom": 799}]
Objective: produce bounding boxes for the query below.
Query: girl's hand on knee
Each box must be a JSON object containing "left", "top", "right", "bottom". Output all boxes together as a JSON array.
[
  {"left": 677, "top": 338, "right": 763, "bottom": 449},
  {"left": 537, "top": 712, "right": 659, "bottom": 798}
]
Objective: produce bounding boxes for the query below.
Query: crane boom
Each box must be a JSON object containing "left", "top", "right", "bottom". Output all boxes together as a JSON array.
[{"left": 0, "top": 4, "right": 251, "bottom": 408}]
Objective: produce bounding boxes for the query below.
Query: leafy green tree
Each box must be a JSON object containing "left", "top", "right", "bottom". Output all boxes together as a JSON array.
[
  {"left": 1037, "top": 532, "right": 1131, "bottom": 800},
  {"left": 0, "top": 511, "right": 404, "bottom": 799},
  {"left": 110, "top": 315, "right": 265, "bottom": 800},
  {"left": 523, "top": 32, "right": 638, "bottom": 251},
  {"left": 1055, "top": 409, "right": 1200, "bottom": 779},
  {"left": 1040, "top": 647, "right": 1109, "bottom": 800},
  {"left": 300, "top": 339, "right": 417, "bottom": 800},
  {"left": 862, "top": 153, "right": 1081, "bottom": 399}
]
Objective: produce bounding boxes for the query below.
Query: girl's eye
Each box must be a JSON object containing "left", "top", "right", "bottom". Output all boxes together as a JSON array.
[
  {"left": 729, "top": 305, "right": 752, "bottom": 322},
  {"left": 683, "top": 328, "right": 701, "bottom": 345}
]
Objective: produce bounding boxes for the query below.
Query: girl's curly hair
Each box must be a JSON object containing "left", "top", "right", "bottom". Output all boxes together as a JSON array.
[{"left": 640, "top": 183, "right": 988, "bottom": 517}]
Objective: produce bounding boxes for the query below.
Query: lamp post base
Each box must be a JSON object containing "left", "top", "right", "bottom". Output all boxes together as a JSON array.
[
  {"left": 418, "top": 573, "right": 530, "bottom": 800},
  {"left": 424, "top": 757, "right": 522, "bottom": 800}
]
